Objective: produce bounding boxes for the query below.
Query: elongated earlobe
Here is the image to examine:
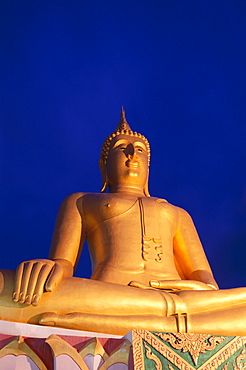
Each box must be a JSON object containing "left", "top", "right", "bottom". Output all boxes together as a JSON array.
[
  {"left": 143, "top": 183, "right": 150, "bottom": 197},
  {"left": 100, "top": 178, "right": 108, "bottom": 193},
  {"left": 143, "top": 169, "right": 150, "bottom": 197},
  {"left": 99, "top": 158, "right": 108, "bottom": 193}
]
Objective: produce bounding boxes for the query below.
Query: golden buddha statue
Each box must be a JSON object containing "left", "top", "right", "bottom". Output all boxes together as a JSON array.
[{"left": 1, "top": 109, "right": 246, "bottom": 336}]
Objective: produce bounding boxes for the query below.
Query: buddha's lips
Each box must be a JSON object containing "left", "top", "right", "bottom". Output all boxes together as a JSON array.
[{"left": 126, "top": 160, "right": 139, "bottom": 169}]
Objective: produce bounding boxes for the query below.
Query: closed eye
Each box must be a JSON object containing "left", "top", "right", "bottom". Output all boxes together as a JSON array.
[{"left": 135, "top": 147, "right": 146, "bottom": 153}]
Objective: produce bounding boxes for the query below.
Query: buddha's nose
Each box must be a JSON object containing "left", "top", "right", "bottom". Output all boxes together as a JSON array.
[{"left": 127, "top": 146, "right": 138, "bottom": 160}]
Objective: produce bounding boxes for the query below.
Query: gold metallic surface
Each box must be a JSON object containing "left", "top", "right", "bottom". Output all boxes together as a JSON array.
[{"left": 1, "top": 110, "right": 246, "bottom": 336}]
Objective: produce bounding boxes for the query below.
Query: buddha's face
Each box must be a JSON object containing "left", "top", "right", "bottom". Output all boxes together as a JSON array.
[{"left": 105, "top": 134, "right": 149, "bottom": 191}]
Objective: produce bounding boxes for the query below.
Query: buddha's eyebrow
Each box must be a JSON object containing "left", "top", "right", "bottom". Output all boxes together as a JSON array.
[
  {"left": 112, "top": 139, "right": 147, "bottom": 150},
  {"left": 134, "top": 141, "right": 147, "bottom": 150},
  {"left": 112, "top": 139, "right": 129, "bottom": 148}
]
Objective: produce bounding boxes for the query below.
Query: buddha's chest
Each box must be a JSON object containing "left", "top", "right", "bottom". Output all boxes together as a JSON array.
[
  {"left": 80, "top": 194, "right": 176, "bottom": 263},
  {"left": 81, "top": 194, "right": 165, "bottom": 231}
]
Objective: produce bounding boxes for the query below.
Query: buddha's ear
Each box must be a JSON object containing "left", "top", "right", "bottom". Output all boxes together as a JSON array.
[
  {"left": 99, "top": 158, "right": 108, "bottom": 193},
  {"left": 143, "top": 169, "right": 150, "bottom": 197}
]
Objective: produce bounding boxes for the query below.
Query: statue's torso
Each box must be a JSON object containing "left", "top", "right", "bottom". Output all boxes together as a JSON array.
[{"left": 78, "top": 193, "right": 181, "bottom": 285}]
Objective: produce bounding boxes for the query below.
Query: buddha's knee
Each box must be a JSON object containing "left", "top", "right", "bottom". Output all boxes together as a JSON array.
[{"left": 0, "top": 269, "right": 15, "bottom": 296}]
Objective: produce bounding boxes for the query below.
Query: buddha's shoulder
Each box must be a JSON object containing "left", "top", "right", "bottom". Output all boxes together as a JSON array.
[
  {"left": 62, "top": 192, "right": 106, "bottom": 200},
  {"left": 153, "top": 197, "right": 191, "bottom": 218}
]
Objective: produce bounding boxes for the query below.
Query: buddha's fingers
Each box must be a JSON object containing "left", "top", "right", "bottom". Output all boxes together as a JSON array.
[
  {"left": 40, "top": 312, "right": 86, "bottom": 329},
  {"left": 18, "top": 261, "right": 39, "bottom": 303},
  {"left": 128, "top": 281, "right": 155, "bottom": 290},
  {"left": 150, "top": 280, "right": 212, "bottom": 291},
  {"left": 39, "top": 312, "right": 57, "bottom": 327},
  {"left": 30, "top": 263, "right": 55, "bottom": 306},
  {"left": 22, "top": 263, "right": 50, "bottom": 305},
  {"left": 13, "top": 262, "right": 24, "bottom": 302},
  {"left": 13, "top": 260, "right": 52, "bottom": 304},
  {"left": 45, "top": 263, "right": 64, "bottom": 292},
  {"left": 40, "top": 312, "right": 90, "bottom": 329}
]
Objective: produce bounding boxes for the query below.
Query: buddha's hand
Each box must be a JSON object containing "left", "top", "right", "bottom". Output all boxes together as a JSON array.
[
  {"left": 129, "top": 281, "right": 155, "bottom": 290},
  {"left": 149, "top": 280, "right": 217, "bottom": 291},
  {"left": 13, "top": 258, "right": 73, "bottom": 306}
]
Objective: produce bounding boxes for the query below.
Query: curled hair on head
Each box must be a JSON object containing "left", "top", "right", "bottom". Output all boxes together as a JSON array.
[{"left": 100, "top": 108, "right": 151, "bottom": 165}]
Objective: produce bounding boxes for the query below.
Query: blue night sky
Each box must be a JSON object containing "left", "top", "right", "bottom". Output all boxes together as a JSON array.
[{"left": 1, "top": 1, "right": 246, "bottom": 289}]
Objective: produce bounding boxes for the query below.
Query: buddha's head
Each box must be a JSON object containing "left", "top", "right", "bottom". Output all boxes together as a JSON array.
[{"left": 99, "top": 109, "right": 151, "bottom": 196}]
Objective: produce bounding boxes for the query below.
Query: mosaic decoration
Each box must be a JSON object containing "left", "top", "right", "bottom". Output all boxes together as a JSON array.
[{"left": 132, "top": 330, "right": 246, "bottom": 370}]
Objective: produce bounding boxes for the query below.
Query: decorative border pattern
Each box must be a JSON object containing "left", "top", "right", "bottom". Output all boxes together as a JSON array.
[{"left": 132, "top": 331, "right": 246, "bottom": 370}]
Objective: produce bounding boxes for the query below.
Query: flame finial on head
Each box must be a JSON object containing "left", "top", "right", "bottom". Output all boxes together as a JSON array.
[{"left": 115, "top": 107, "right": 132, "bottom": 131}]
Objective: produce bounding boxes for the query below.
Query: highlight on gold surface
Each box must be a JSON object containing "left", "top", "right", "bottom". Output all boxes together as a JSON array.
[{"left": 0, "top": 109, "right": 246, "bottom": 336}]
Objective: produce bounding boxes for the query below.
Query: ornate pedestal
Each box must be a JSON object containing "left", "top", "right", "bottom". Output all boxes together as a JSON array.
[{"left": 0, "top": 321, "right": 246, "bottom": 370}]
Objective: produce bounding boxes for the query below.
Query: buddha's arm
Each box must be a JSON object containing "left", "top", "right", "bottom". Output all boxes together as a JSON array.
[
  {"left": 171, "top": 207, "right": 218, "bottom": 289},
  {"left": 13, "top": 192, "right": 84, "bottom": 306},
  {"left": 49, "top": 192, "right": 84, "bottom": 265},
  {"left": 147, "top": 207, "right": 218, "bottom": 292}
]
